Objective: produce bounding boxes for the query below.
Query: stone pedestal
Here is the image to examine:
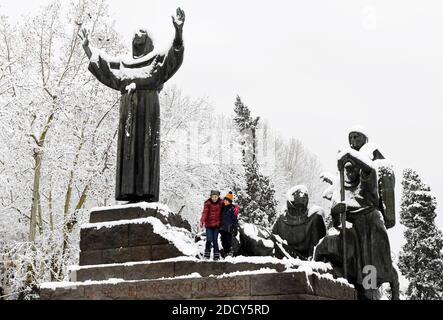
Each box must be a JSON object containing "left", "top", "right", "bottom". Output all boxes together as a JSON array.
[{"left": 39, "top": 204, "right": 357, "bottom": 300}]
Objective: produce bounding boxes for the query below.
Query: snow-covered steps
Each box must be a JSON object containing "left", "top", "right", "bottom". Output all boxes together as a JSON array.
[
  {"left": 79, "top": 216, "right": 197, "bottom": 265},
  {"left": 40, "top": 269, "right": 357, "bottom": 300},
  {"left": 68, "top": 256, "right": 333, "bottom": 282},
  {"left": 40, "top": 204, "right": 357, "bottom": 300}
]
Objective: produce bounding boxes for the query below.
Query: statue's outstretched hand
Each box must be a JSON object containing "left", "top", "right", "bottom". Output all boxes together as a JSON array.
[
  {"left": 331, "top": 202, "right": 347, "bottom": 229},
  {"left": 78, "top": 28, "right": 92, "bottom": 59},
  {"left": 331, "top": 202, "right": 347, "bottom": 215},
  {"left": 172, "top": 7, "right": 186, "bottom": 30},
  {"left": 78, "top": 28, "right": 90, "bottom": 48}
]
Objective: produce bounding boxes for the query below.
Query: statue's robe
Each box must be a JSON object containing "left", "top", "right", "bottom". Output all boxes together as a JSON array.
[
  {"left": 314, "top": 167, "right": 396, "bottom": 295},
  {"left": 88, "top": 44, "right": 184, "bottom": 202},
  {"left": 272, "top": 203, "right": 326, "bottom": 260}
]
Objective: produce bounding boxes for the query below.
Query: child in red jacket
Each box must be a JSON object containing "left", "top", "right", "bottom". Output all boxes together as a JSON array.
[{"left": 200, "top": 190, "right": 223, "bottom": 260}]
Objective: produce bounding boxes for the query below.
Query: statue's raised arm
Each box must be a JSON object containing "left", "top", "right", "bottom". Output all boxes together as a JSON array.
[
  {"left": 172, "top": 7, "right": 186, "bottom": 48},
  {"left": 78, "top": 28, "right": 92, "bottom": 59}
]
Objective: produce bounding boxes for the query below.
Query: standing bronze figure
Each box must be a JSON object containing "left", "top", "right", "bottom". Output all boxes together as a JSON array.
[
  {"left": 79, "top": 8, "right": 186, "bottom": 202},
  {"left": 348, "top": 126, "right": 396, "bottom": 229},
  {"left": 314, "top": 150, "right": 399, "bottom": 300}
]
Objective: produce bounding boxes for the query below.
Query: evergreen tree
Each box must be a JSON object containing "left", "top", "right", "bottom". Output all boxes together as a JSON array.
[
  {"left": 398, "top": 168, "right": 443, "bottom": 300},
  {"left": 233, "top": 96, "right": 277, "bottom": 228}
]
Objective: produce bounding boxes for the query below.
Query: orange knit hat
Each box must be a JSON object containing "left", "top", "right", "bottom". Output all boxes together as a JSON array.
[{"left": 224, "top": 191, "right": 234, "bottom": 202}]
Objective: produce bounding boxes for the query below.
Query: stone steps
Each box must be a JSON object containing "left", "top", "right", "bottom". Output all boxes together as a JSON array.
[
  {"left": 70, "top": 258, "right": 290, "bottom": 282},
  {"left": 39, "top": 204, "right": 357, "bottom": 300},
  {"left": 79, "top": 208, "right": 196, "bottom": 265},
  {"left": 41, "top": 270, "right": 357, "bottom": 300}
]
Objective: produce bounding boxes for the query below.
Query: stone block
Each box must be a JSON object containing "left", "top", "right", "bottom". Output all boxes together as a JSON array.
[
  {"left": 129, "top": 246, "right": 152, "bottom": 262},
  {"left": 89, "top": 207, "right": 144, "bottom": 223},
  {"left": 250, "top": 273, "right": 282, "bottom": 296},
  {"left": 279, "top": 272, "right": 314, "bottom": 295},
  {"left": 311, "top": 273, "right": 357, "bottom": 300},
  {"left": 80, "top": 224, "right": 128, "bottom": 251},
  {"left": 84, "top": 282, "right": 129, "bottom": 300},
  {"left": 151, "top": 244, "right": 182, "bottom": 260},
  {"left": 76, "top": 265, "right": 124, "bottom": 282},
  {"left": 174, "top": 261, "right": 225, "bottom": 277},
  {"left": 124, "top": 261, "right": 174, "bottom": 280},
  {"left": 79, "top": 250, "right": 102, "bottom": 266},
  {"left": 40, "top": 286, "right": 85, "bottom": 300},
  {"left": 192, "top": 276, "right": 250, "bottom": 299},
  {"left": 136, "top": 279, "right": 193, "bottom": 299},
  {"left": 102, "top": 247, "right": 132, "bottom": 264},
  {"left": 128, "top": 223, "right": 169, "bottom": 246}
]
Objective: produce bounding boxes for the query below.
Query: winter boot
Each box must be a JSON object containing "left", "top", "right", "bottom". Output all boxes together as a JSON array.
[
  {"left": 204, "top": 250, "right": 211, "bottom": 260},
  {"left": 213, "top": 251, "right": 220, "bottom": 261}
]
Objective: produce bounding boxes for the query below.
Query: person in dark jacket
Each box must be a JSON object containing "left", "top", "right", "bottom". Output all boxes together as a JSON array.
[
  {"left": 219, "top": 192, "right": 239, "bottom": 257},
  {"left": 200, "top": 190, "right": 223, "bottom": 260}
]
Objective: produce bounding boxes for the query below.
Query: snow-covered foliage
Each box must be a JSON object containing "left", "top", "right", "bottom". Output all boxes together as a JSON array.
[
  {"left": 398, "top": 169, "right": 443, "bottom": 300},
  {"left": 233, "top": 96, "right": 278, "bottom": 228},
  {"left": 0, "top": 0, "right": 126, "bottom": 299}
]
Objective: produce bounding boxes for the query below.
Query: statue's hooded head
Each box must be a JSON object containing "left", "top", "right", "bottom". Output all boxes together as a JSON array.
[
  {"left": 132, "top": 29, "right": 154, "bottom": 58},
  {"left": 286, "top": 185, "right": 309, "bottom": 215},
  {"left": 348, "top": 125, "right": 369, "bottom": 151}
]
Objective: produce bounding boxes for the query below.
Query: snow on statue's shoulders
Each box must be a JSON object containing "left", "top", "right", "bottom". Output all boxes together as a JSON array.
[
  {"left": 308, "top": 205, "right": 325, "bottom": 218},
  {"left": 360, "top": 142, "right": 380, "bottom": 158},
  {"left": 337, "top": 148, "right": 376, "bottom": 170},
  {"left": 120, "top": 49, "right": 166, "bottom": 66},
  {"left": 90, "top": 47, "right": 121, "bottom": 65}
]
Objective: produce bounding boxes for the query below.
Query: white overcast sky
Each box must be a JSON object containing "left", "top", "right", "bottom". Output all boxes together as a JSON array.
[{"left": 2, "top": 0, "right": 443, "bottom": 253}]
